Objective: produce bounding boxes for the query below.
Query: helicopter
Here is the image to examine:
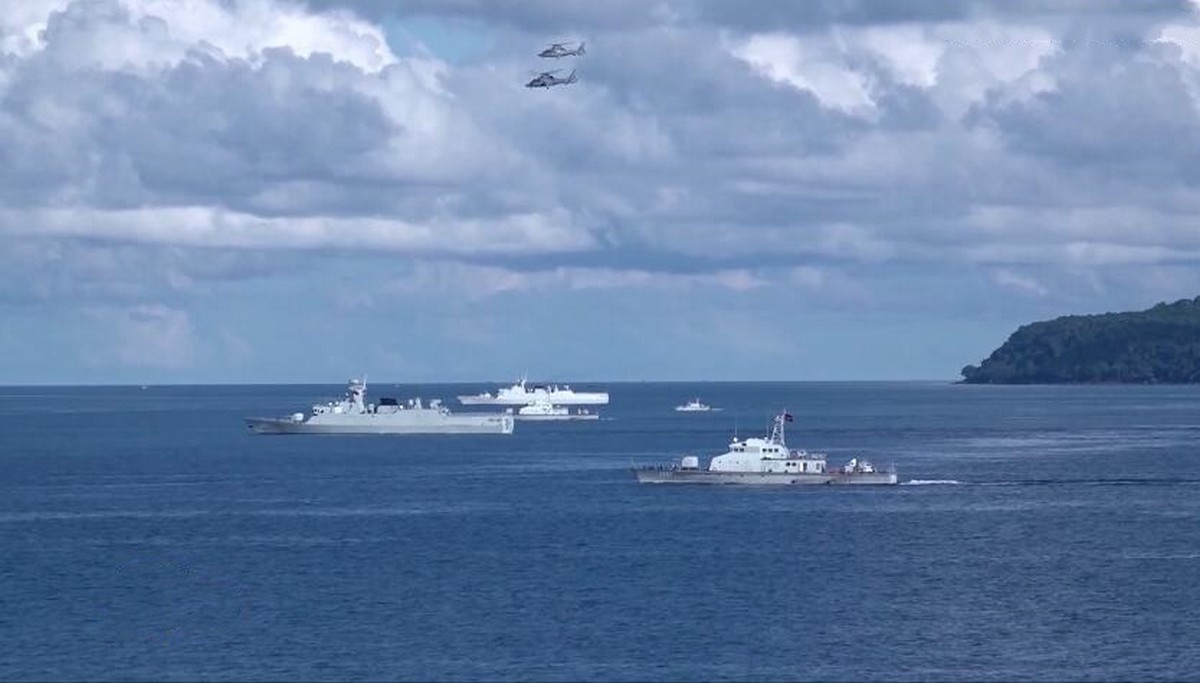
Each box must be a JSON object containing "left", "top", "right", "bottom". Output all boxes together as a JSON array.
[
  {"left": 538, "top": 41, "right": 586, "bottom": 58},
  {"left": 525, "top": 69, "right": 577, "bottom": 89}
]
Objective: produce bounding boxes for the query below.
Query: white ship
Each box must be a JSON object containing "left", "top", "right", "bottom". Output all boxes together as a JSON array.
[
  {"left": 458, "top": 377, "right": 609, "bottom": 406},
  {"left": 505, "top": 397, "right": 600, "bottom": 422},
  {"left": 635, "top": 412, "right": 896, "bottom": 485},
  {"left": 246, "top": 378, "right": 514, "bottom": 435},
  {"left": 675, "top": 398, "right": 714, "bottom": 412}
]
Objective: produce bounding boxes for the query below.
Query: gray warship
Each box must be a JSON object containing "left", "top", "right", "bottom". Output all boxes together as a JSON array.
[
  {"left": 246, "top": 378, "right": 515, "bottom": 435},
  {"left": 635, "top": 412, "right": 897, "bottom": 485}
]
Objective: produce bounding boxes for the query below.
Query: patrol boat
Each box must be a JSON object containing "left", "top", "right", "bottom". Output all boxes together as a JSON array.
[
  {"left": 634, "top": 412, "right": 896, "bottom": 485},
  {"left": 246, "top": 378, "right": 515, "bottom": 435},
  {"left": 675, "top": 398, "right": 714, "bottom": 412},
  {"left": 457, "top": 377, "right": 609, "bottom": 406}
]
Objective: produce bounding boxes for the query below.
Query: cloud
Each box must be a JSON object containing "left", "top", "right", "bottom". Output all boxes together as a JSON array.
[
  {"left": 302, "top": 0, "right": 679, "bottom": 32},
  {"left": 992, "top": 268, "right": 1048, "bottom": 297},
  {"left": 0, "top": 0, "right": 582, "bottom": 261},
  {"left": 972, "top": 40, "right": 1200, "bottom": 180},
  {"left": 307, "top": 0, "right": 1194, "bottom": 34},
  {"left": 0, "top": 206, "right": 595, "bottom": 254},
  {"left": 6, "top": 0, "right": 1200, "bottom": 277},
  {"left": 367, "top": 262, "right": 769, "bottom": 302},
  {"left": 0, "top": 14, "right": 517, "bottom": 208},
  {"left": 8, "top": 0, "right": 397, "bottom": 70},
  {"left": 729, "top": 32, "right": 876, "bottom": 114},
  {"left": 90, "top": 303, "right": 196, "bottom": 369},
  {"left": 6, "top": 0, "right": 1200, "bottom": 381}
]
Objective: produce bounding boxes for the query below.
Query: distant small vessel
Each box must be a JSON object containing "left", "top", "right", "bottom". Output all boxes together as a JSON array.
[
  {"left": 635, "top": 412, "right": 897, "bottom": 485},
  {"left": 506, "top": 398, "right": 600, "bottom": 421},
  {"left": 246, "top": 378, "right": 514, "bottom": 435},
  {"left": 458, "top": 377, "right": 609, "bottom": 406},
  {"left": 674, "top": 398, "right": 714, "bottom": 412}
]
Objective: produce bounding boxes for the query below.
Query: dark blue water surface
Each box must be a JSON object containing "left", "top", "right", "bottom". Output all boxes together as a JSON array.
[{"left": 3, "top": 382, "right": 1200, "bottom": 682}]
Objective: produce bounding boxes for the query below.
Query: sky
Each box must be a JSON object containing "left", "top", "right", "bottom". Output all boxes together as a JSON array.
[{"left": 3, "top": 0, "right": 1200, "bottom": 384}]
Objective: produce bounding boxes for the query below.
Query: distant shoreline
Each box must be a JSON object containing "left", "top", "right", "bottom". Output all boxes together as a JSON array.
[
  {"left": 0, "top": 379, "right": 960, "bottom": 388},
  {"left": 961, "top": 297, "right": 1200, "bottom": 385}
]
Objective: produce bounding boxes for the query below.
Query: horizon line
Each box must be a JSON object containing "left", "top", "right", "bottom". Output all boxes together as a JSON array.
[{"left": 0, "top": 378, "right": 960, "bottom": 388}]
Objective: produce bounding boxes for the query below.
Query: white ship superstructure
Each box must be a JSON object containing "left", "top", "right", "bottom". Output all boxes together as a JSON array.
[
  {"left": 458, "top": 377, "right": 609, "bottom": 406},
  {"left": 246, "top": 378, "right": 514, "bottom": 435},
  {"left": 675, "top": 398, "right": 713, "bottom": 412},
  {"left": 505, "top": 396, "right": 600, "bottom": 421}
]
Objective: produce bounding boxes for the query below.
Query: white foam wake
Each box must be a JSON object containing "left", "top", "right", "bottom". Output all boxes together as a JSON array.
[{"left": 901, "top": 479, "right": 962, "bottom": 486}]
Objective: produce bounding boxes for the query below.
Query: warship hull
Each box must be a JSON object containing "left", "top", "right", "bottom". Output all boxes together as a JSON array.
[
  {"left": 458, "top": 393, "right": 609, "bottom": 406},
  {"left": 634, "top": 469, "right": 897, "bottom": 485},
  {"left": 245, "top": 415, "right": 514, "bottom": 435}
]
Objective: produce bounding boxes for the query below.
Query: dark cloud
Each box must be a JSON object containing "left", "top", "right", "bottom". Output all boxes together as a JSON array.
[
  {"left": 0, "top": 237, "right": 304, "bottom": 308},
  {"left": 971, "top": 40, "right": 1200, "bottom": 185},
  {"left": 694, "top": 0, "right": 1193, "bottom": 32},
  {"left": 1, "top": 49, "right": 398, "bottom": 212},
  {"left": 304, "top": 0, "right": 670, "bottom": 32},
  {"left": 309, "top": 0, "right": 1194, "bottom": 33}
]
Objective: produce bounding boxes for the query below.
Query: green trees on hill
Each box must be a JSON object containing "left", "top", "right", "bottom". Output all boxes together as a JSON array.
[{"left": 961, "top": 297, "right": 1200, "bottom": 384}]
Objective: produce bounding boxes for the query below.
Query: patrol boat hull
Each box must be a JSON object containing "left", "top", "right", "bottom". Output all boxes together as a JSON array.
[{"left": 634, "top": 469, "right": 897, "bottom": 485}]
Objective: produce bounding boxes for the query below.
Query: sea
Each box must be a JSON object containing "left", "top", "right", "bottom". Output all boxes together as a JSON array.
[{"left": 2, "top": 381, "right": 1199, "bottom": 682}]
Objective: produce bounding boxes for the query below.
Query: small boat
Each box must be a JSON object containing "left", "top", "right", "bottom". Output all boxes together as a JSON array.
[{"left": 674, "top": 398, "right": 714, "bottom": 412}]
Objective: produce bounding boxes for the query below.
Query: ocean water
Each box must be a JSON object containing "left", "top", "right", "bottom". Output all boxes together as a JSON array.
[{"left": 2, "top": 381, "right": 1199, "bottom": 682}]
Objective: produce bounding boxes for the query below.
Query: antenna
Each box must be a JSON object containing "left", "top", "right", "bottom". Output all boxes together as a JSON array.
[{"left": 769, "top": 409, "right": 789, "bottom": 446}]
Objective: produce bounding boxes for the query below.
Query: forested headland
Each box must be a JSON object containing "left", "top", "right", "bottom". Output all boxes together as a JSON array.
[{"left": 961, "top": 297, "right": 1200, "bottom": 384}]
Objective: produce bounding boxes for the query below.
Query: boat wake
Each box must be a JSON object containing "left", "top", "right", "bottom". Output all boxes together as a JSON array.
[
  {"left": 978, "top": 477, "right": 1200, "bottom": 487},
  {"left": 900, "top": 477, "right": 1200, "bottom": 487}
]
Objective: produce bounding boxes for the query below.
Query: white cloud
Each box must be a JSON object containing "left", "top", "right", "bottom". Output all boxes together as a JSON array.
[
  {"left": 362, "top": 263, "right": 770, "bottom": 303},
  {"left": 727, "top": 32, "right": 876, "bottom": 114},
  {"left": 725, "top": 21, "right": 1057, "bottom": 116},
  {"left": 961, "top": 205, "right": 1200, "bottom": 255},
  {"left": 992, "top": 268, "right": 1048, "bottom": 297},
  {"left": 818, "top": 223, "right": 895, "bottom": 262},
  {"left": 0, "top": 206, "right": 594, "bottom": 254},
  {"left": 3, "top": 0, "right": 397, "bottom": 71}
]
